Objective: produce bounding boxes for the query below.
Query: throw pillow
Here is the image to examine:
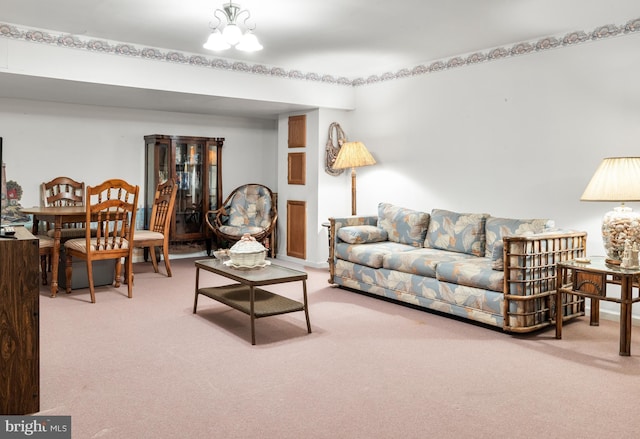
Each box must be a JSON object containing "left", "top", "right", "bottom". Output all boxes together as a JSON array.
[
  {"left": 425, "top": 209, "right": 488, "bottom": 257},
  {"left": 484, "top": 217, "right": 553, "bottom": 257},
  {"left": 337, "top": 225, "right": 388, "bottom": 244},
  {"left": 377, "top": 203, "right": 430, "bottom": 247},
  {"left": 491, "top": 241, "right": 504, "bottom": 271}
]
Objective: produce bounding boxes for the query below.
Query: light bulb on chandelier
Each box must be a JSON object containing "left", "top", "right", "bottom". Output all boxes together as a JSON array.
[{"left": 203, "top": 2, "right": 263, "bottom": 52}]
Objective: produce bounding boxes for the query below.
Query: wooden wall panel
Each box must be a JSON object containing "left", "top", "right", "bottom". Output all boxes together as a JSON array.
[
  {"left": 287, "top": 152, "right": 306, "bottom": 185},
  {"left": 286, "top": 200, "right": 306, "bottom": 259},
  {"left": 288, "top": 115, "right": 306, "bottom": 148}
]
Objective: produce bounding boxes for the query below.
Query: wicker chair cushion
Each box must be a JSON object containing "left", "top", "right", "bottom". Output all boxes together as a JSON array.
[
  {"left": 133, "top": 230, "right": 164, "bottom": 240},
  {"left": 377, "top": 202, "right": 429, "bottom": 247},
  {"left": 65, "top": 238, "right": 130, "bottom": 253},
  {"left": 425, "top": 209, "right": 489, "bottom": 257},
  {"left": 219, "top": 225, "right": 264, "bottom": 237},
  {"left": 226, "top": 185, "right": 273, "bottom": 229}
]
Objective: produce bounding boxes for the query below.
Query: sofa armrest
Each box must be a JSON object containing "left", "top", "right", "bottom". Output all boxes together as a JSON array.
[
  {"left": 502, "top": 230, "right": 587, "bottom": 332},
  {"left": 328, "top": 216, "right": 377, "bottom": 283}
]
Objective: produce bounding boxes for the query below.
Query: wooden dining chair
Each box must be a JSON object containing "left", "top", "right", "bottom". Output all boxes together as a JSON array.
[
  {"left": 38, "top": 235, "right": 54, "bottom": 285},
  {"left": 133, "top": 179, "right": 178, "bottom": 276},
  {"left": 41, "top": 176, "right": 84, "bottom": 207},
  {"left": 63, "top": 179, "right": 139, "bottom": 303},
  {"left": 41, "top": 176, "right": 87, "bottom": 239}
]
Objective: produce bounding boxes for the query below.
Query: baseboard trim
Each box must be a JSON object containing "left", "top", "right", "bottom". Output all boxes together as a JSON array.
[{"left": 592, "top": 307, "right": 640, "bottom": 327}]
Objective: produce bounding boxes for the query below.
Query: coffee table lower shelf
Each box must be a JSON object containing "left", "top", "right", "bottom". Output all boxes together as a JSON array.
[
  {"left": 197, "top": 284, "right": 306, "bottom": 316},
  {"left": 195, "top": 284, "right": 311, "bottom": 344}
]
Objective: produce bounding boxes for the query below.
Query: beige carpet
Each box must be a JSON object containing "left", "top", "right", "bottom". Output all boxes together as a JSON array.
[{"left": 37, "top": 257, "right": 640, "bottom": 438}]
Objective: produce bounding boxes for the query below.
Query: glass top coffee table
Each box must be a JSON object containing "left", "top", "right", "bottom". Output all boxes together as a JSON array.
[{"left": 193, "top": 259, "right": 312, "bottom": 345}]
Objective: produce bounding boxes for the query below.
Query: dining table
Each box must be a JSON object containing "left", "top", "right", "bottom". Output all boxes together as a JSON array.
[{"left": 21, "top": 205, "right": 88, "bottom": 297}]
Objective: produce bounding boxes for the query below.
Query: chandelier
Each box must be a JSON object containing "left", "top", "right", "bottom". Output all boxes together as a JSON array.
[{"left": 203, "top": 2, "right": 263, "bottom": 52}]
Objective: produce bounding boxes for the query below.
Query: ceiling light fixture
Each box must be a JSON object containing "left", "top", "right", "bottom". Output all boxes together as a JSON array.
[{"left": 203, "top": 2, "right": 263, "bottom": 52}]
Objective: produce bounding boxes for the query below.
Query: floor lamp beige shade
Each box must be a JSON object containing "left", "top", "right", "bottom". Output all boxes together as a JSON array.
[
  {"left": 581, "top": 156, "right": 640, "bottom": 264},
  {"left": 332, "top": 141, "right": 376, "bottom": 215}
]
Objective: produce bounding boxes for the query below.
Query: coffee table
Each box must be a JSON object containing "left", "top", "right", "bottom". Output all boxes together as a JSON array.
[{"left": 193, "top": 259, "right": 312, "bottom": 345}]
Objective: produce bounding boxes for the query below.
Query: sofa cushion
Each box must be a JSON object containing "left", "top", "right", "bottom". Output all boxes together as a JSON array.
[
  {"left": 335, "top": 241, "right": 415, "bottom": 269},
  {"left": 491, "top": 241, "right": 505, "bottom": 270},
  {"left": 338, "top": 225, "right": 388, "bottom": 244},
  {"left": 425, "top": 209, "right": 488, "bottom": 257},
  {"left": 377, "top": 203, "right": 430, "bottom": 247},
  {"left": 435, "top": 258, "right": 504, "bottom": 292},
  {"left": 382, "top": 248, "right": 477, "bottom": 278},
  {"left": 484, "top": 216, "right": 553, "bottom": 257},
  {"left": 437, "top": 282, "right": 504, "bottom": 317}
]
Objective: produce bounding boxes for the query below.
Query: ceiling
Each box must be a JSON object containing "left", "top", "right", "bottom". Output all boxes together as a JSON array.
[{"left": 1, "top": 0, "right": 639, "bottom": 118}]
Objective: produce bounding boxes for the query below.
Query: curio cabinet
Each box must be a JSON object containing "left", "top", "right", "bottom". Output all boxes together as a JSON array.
[{"left": 144, "top": 134, "right": 224, "bottom": 254}]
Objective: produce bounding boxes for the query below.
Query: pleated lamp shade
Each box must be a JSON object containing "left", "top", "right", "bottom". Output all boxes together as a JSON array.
[
  {"left": 333, "top": 141, "right": 376, "bottom": 215},
  {"left": 581, "top": 157, "right": 640, "bottom": 201},
  {"left": 333, "top": 142, "right": 376, "bottom": 170}
]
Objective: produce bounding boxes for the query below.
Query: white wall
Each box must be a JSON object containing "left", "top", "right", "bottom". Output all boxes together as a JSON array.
[
  {"left": 0, "top": 98, "right": 277, "bottom": 208},
  {"left": 350, "top": 33, "right": 640, "bottom": 320},
  {"left": 352, "top": 33, "right": 640, "bottom": 251}
]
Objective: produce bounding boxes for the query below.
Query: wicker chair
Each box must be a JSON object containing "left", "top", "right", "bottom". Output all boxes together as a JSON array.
[
  {"left": 63, "top": 179, "right": 139, "bottom": 303},
  {"left": 133, "top": 179, "right": 178, "bottom": 277},
  {"left": 205, "top": 183, "right": 277, "bottom": 257}
]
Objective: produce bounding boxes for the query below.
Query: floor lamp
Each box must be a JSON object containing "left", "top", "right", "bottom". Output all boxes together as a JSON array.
[{"left": 332, "top": 141, "right": 376, "bottom": 215}]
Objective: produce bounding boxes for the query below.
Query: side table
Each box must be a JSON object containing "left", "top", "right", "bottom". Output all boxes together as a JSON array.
[{"left": 556, "top": 256, "right": 640, "bottom": 356}]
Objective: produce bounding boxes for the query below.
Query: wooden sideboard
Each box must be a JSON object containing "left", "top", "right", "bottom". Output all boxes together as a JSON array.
[{"left": 0, "top": 226, "right": 40, "bottom": 414}]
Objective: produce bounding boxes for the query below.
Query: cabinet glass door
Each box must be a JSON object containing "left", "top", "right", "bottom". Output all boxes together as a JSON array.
[
  {"left": 145, "top": 137, "right": 170, "bottom": 229},
  {"left": 145, "top": 134, "right": 223, "bottom": 254},
  {"left": 175, "top": 141, "right": 204, "bottom": 237},
  {"left": 207, "top": 143, "right": 218, "bottom": 212}
]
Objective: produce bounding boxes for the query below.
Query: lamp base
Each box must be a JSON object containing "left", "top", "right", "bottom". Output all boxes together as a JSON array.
[{"left": 602, "top": 204, "right": 640, "bottom": 264}]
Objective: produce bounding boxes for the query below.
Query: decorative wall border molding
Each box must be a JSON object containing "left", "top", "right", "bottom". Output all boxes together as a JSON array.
[
  {"left": 352, "top": 18, "right": 640, "bottom": 86},
  {"left": 1, "top": 17, "right": 639, "bottom": 88}
]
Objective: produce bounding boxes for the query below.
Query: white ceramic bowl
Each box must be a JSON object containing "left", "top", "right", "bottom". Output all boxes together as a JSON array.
[{"left": 229, "top": 234, "right": 266, "bottom": 267}]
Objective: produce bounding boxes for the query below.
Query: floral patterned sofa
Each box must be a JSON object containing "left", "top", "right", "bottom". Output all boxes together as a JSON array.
[{"left": 328, "top": 203, "right": 588, "bottom": 333}]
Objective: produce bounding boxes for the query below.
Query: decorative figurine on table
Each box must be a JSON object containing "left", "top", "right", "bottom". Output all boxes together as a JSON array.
[
  {"left": 632, "top": 242, "right": 640, "bottom": 269},
  {"left": 621, "top": 240, "right": 639, "bottom": 269}
]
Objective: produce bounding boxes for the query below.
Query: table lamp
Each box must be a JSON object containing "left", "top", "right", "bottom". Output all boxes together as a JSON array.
[
  {"left": 581, "top": 157, "right": 640, "bottom": 264},
  {"left": 332, "top": 141, "right": 376, "bottom": 215}
]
